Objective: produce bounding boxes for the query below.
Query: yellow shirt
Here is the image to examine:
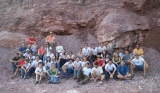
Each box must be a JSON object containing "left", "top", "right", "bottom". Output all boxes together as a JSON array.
[{"left": 133, "top": 48, "right": 144, "bottom": 56}]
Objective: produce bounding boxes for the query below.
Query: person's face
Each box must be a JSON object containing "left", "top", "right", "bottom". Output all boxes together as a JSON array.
[
  {"left": 115, "top": 53, "right": 118, "bottom": 57},
  {"left": 91, "top": 44, "right": 95, "bottom": 48},
  {"left": 39, "top": 64, "right": 43, "bottom": 68},
  {"left": 136, "top": 45, "right": 140, "bottom": 49},
  {"left": 121, "top": 60, "right": 125, "bottom": 66},
  {"left": 79, "top": 49, "right": 82, "bottom": 52},
  {"left": 102, "top": 50, "right": 106, "bottom": 54},
  {"left": 116, "top": 50, "right": 119, "bottom": 53},
  {"left": 76, "top": 58, "right": 79, "bottom": 61},
  {"left": 29, "top": 53, "right": 32, "bottom": 56},
  {"left": 69, "top": 60, "right": 72, "bottom": 63},
  {"left": 52, "top": 64, "right": 55, "bottom": 68},
  {"left": 56, "top": 53, "right": 59, "bottom": 56},
  {"left": 50, "top": 33, "right": 53, "bottom": 36},
  {"left": 31, "top": 35, "right": 34, "bottom": 38},
  {"left": 25, "top": 61, "right": 28, "bottom": 64},
  {"left": 47, "top": 57, "right": 50, "bottom": 60},
  {"left": 86, "top": 63, "right": 89, "bottom": 68},
  {"left": 16, "top": 54, "right": 19, "bottom": 57},
  {"left": 22, "top": 43, "right": 25, "bottom": 46},
  {"left": 100, "top": 43, "right": 103, "bottom": 46},
  {"left": 85, "top": 44, "right": 88, "bottom": 48},
  {"left": 83, "top": 57, "right": 87, "bottom": 61},
  {"left": 41, "top": 46, "right": 44, "bottom": 49},
  {"left": 36, "top": 56, "right": 39, "bottom": 60},
  {"left": 94, "top": 64, "right": 98, "bottom": 68},
  {"left": 125, "top": 51, "right": 129, "bottom": 54},
  {"left": 57, "top": 42, "right": 60, "bottom": 46},
  {"left": 135, "top": 55, "right": 139, "bottom": 59},
  {"left": 109, "top": 60, "right": 112, "bottom": 64},
  {"left": 69, "top": 52, "right": 72, "bottom": 55}
]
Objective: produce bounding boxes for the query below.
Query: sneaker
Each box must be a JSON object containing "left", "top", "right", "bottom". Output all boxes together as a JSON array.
[
  {"left": 39, "top": 80, "right": 41, "bottom": 84},
  {"left": 131, "top": 73, "right": 135, "bottom": 78},
  {"left": 143, "top": 74, "right": 147, "bottom": 78},
  {"left": 20, "top": 76, "right": 23, "bottom": 79},
  {"left": 74, "top": 76, "right": 77, "bottom": 80},
  {"left": 99, "top": 81, "right": 103, "bottom": 84},
  {"left": 35, "top": 81, "right": 39, "bottom": 85},
  {"left": 94, "top": 80, "right": 97, "bottom": 83}
]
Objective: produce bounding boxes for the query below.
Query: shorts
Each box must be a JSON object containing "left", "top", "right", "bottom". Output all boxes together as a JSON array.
[{"left": 134, "top": 65, "right": 144, "bottom": 71}]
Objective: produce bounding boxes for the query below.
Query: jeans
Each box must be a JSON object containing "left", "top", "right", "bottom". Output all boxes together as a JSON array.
[
  {"left": 74, "top": 68, "right": 80, "bottom": 77},
  {"left": 55, "top": 62, "right": 60, "bottom": 72},
  {"left": 11, "top": 62, "right": 16, "bottom": 72},
  {"left": 27, "top": 67, "right": 36, "bottom": 77},
  {"left": 104, "top": 70, "right": 117, "bottom": 80},
  {"left": 62, "top": 68, "right": 73, "bottom": 77},
  {"left": 21, "top": 69, "right": 28, "bottom": 78},
  {"left": 39, "top": 55, "right": 44, "bottom": 62},
  {"left": 49, "top": 76, "right": 60, "bottom": 84},
  {"left": 43, "top": 55, "right": 46, "bottom": 63}
]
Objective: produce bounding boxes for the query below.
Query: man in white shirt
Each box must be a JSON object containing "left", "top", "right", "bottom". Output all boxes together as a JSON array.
[
  {"left": 104, "top": 59, "right": 117, "bottom": 80},
  {"left": 76, "top": 62, "right": 91, "bottom": 85},
  {"left": 56, "top": 42, "right": 63, "bottom": 54},
  {"left": 82, "top": 43, "right": 91, "bottom": 56},
  {"left": 90, "top": 43, "right": 98, "bottom": 56},
  {"left": 130, "top": 54, "right": 149, "bottom": 78},
  {"left": 97, "top": 43, "right": 107, "bottom": 55},
  {"left": 91, "top": 62, "right": 105, "bottom": 84}
]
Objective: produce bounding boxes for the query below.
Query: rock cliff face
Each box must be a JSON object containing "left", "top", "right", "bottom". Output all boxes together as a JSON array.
[{"left": 0, "top": 0, "right": 160, "bottom": 51}]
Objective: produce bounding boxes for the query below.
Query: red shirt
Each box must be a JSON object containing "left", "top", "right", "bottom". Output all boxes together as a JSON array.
[
  {"left": 95, "top": 59, "right": 104, "bottom": 66},
  {"left": 18, "top": 60, "right": 25, "bottom": 67},
  {"left": 28, "top": 37, "right": 36, "bottom": 45},
  {"left": 38, "top": 48, "right": 45, "bottom": 55}
]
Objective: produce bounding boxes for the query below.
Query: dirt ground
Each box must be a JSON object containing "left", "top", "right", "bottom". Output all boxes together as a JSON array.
[{"left": 0, "top": 32, "right": 160, "bottom": 93}]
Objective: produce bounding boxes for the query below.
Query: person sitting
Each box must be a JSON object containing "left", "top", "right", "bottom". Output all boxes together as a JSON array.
[
  {"left": 76, "top": 48, "right": 84, "bottom": 61},
  {"left": 94, "top": 55, "right": 105, "bottom": 69},
  {"left": 59, "top": 49, "right": 67, "bottom": 67},
  {"left": 90, "top": 43, "right": 98, "bottom": 56},
  {"left": 28, "top": 52, "right": 35, "bottom": 63},
  {"left": 30, "top": 42, "right": 37, "bottom": 55},
  {"left": 23, "top": 49, "right": 30, "bottom": 58},
  {"left": 47, "top": 63, "right": 60, "bottom": 84},
  {"left": 97, "top": 43, "right": 107, "bottom": 55},
  {"left": 46, "top": 50, "right": 54, "bottom": 61},
  {"left": 44, "top": 56, "right": 53, "bottom": 70},
  {"left": 19, "top": 42, "right": 27, "bottom": 54},
  {"left": 133, "top": 44, "right": 144, "bottom": 57},
  {"left": 27, "top": 55, "right": 42, "bottom": 78},
  {"left": 62, "top": 59, "right": 74, "bottom": 79},
  {"left": 56, "top": 41, "right": 63, "bottom": 54},
  {"left": 10, "top": 53, "right": 20, "bottom": 72},
  {"left": 21, "top": 59, "right": 31, "bottom": 79},
  {"left": 88, "top": 51, "right": 97, "bottom": 68},
  {"left": 122, "top": 50, "right": 132, "bottom": 66},
  {"left": 28, "top": 34, "right": 36, "bottom": 48},
  {"left": 66, "top": 51, "right": 75, "bottom": 61},
  {"left": 14, "top": 56, "right": 25, "bottom": 77},
  {"left": 112, "top": 53, "right": 121, "bottom": 66},
  {"left": 54, "top": 52, "right": 61, "bottom": 74},
  {"left": 73, "top": 57, "right": 81, "bottom": 79},
  {"left": 82, "top": 43, "right": 91, "bottom": 57},
  {"left": 130, "top": 53, "right": 149, "bottom": 78},
  {"left": 117, "top": 60, "right": 131, "bottom": 80},
  {"left": 91, "top": 62, "right": 105, "bottom": 84},
  {"left": 38, "top": 46, "right": 45, "bottom": 61},
  {"left": 80, "top": 56, "right": 89, "bottom": 68},
  {"left": 104, "top": 59, "right": 117, "bottom": 81},
  {"left": 45, "top": 31, "right": 55, "bottom": 47},
  {"left": 35, "top": 62, "right": 45, "bottom": 84},
  {"left": 101, "top": 50, "right": 109, "bottom": 64},
  {"left": 76, "top": 62, "right": 91, "bottom": 85},
  {"left": 113, "top": 48, "right": 123, "bottom": 59},
  {"left": 44, "top": 43, "right": 52, "bottom": 54}
]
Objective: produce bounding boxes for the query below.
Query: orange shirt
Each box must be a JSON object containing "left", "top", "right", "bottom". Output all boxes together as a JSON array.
[{"left": 46, "top": 35, "right": 55, "bottom": 42}]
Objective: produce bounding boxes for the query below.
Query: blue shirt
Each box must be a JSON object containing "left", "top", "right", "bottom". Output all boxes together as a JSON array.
[
  {"left": 117, "top": 64, "right": 129, "bottom": 76},
  {"left": 19, "top": 46, "right": 27, "bottom": 53}
]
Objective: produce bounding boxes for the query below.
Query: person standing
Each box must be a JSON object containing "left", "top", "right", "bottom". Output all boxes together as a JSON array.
[{"left": 46, "top": 32, "right": 55, "bottom": 47}]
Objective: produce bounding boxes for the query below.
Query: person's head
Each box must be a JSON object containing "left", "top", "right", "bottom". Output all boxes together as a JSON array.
[
  {"left": 16, "top": 53, "right": 19, "bottom": 57},
  {"left": 55, "top": 52, "right": 59, "bottom": 57},
  {"left": 48, "top": 50, "right": 52, "bottom": 54},
  {"left": 89, "top": 51, "right": 93, "bottom": 56},
  {"left": 46, "top": 56, "right": 51, "bottom": 61},
  {"left": 69, "top": 59, "right": 73, "bottom": 63},
  {"left": 120, "top": 59, "right": 125, "bottom": 66},
  {"left": 51, "top": 63, "right": 55, "bottom": 69},
  {"left": 30, "top": 34, "right": 34, "bottom": 38},
  {"left": 114, "top": 53, "right": 119, "bottom": 58},
  {"left": 136, "top": 44, "right": 140, "bottom": 49},
  {"left": 125, "top": 50, "right": 129, "bottom": 55},
  {"left": 135, "top": 53, "right": 139, "bottom": 59},
  {"left": 94, "top": 62, "right": 99, "bottom": 68},
  {"left": 108, "top": 59, "right": 112, "bottom": 65},
  {"left": 21, "top": 42, "right": 25, "bottom": 47},
  {"left": 38, "top": 62, "right": 43, "bottom": 68},
  {"left": 24, "top": 59, "right": 28, "bottom": 64},
  {"left": 102, "top": 50, "right": 106, "bottom": 55},
  {"left": 84, "top": 43, "right": 88, "bottom": 48},
  {"left": 85, "top": 62, "right": 90, "bottom": 68},
  {"left": 83, "top": 56, "right": 87, "bottom": 61},
  {"left": 91, "top": 43, "right": 95, "bottom": 48},
  {"left": 29, "top": 52, "right": 32, "bottom": 56},
  {"left": 69, "top": 51, "right": 73, "bottom": 55},
  {"left": 40, "top": 46, "right": 44, "bottom": 49},
  {"left": 115, "top": 48, "right": 119, "bottom": 53},
  {"left": 76, "top": 57, "right": 80, "bottom": 61},
  {"left": 35, "top": 55, "right": 40, "bottom": 60},
  {"left": 100, "top": 42, "right": 103, "bottom": 46},
  {"left": 57, "top": 41, "right": 61, "bottom": 46},
  {"left": 45, "top": 43, "right": 49, "bottom": 47},
  {"left": 50, "top": 31, "right": 53, "bottom": 36},
  {"left": 97, "top": 55, "right": 101, "bottom": 60},
  {"left": 79, "top": 48, "right": 82, "bottom": 53},
  {"left": 21, "top": 56, "right": 25, "bottom": 60}
]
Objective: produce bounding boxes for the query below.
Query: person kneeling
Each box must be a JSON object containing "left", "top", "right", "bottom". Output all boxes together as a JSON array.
[
  {"left": 91, "top": 62, "right": 105, "bottom": 84},
  {"left": 104, "top": 59, "right": 118, "bottom": 81},
  {"left": 35, "top": 62, "right": 45, "bottom": 84},
  {"left": 130, "top": 54, "right": 149, "bottom": 78},
  {"left": 117, "top": 60, "right": 131, "bottom": 80},
  {"left": 47, "top": 63, "right": 60, "bottom": 84},
  {"left": 76, "top": 62, "right": 91, "bottom": 85}
]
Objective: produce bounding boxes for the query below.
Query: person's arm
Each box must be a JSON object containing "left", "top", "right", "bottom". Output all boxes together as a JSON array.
[
  {"left": 112, "top": 57, "right": 117, "bottom": 65},
  {"left": 62, "top": 65, "right": 67, "bottom": 73},
  {"left": 38, "top": 49, "right": 40, "bottom": 55},
  {"left": 112, "top": 66, "right": 117, "bottom": 75},
  {"left": 46, "top": 69, "right": 52, "bottom": 77},
  {"left": 105, "top": 68, "right": 111, "bottom": 74},
  {"left": 118, "top": 58, "right": 121, "bottom": 63}
]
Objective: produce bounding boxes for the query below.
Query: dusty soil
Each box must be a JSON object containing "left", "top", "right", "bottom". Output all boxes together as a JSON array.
[{"left": 0, "top": 31, "right": 160, "bottom": 93}]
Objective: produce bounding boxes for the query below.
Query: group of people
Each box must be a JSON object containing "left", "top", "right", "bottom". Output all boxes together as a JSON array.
[{"left": 10, "top": 31, "right": 149, "bottom": 85}]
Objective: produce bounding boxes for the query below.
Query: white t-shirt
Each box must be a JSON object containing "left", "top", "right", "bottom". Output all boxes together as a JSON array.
[
  {"left": 56, "top": 46, "right": 63, "bottom": 53},
  {"left": 132, "top": 56, "right": 144, "bottom": 66},
  {"left": 45, "top": 61, "right": 53, "bottom": 68},
  {"left": 74, "top": 61, "right": 81, "bottom": 67},
  {"left": 23, "top": 53, "right": 30, "bottom": 58},
  {"left": 32, "top": 60, "right": 42, "bottom": 67},
  {"left": 35, "top": 66, "right": 46, "bottom": 73},
  {"left": 60, "top": 53, "right": 66, "bottom": 59},
  {"left": 105, "top": 63, "right": 116, "bottom": 71},
  {"left": 98, "top": 46, "right": 106, "bottom": 52},
  {"left": 64, "top": 62, "right": 74, "bottom": 69},
  {"left": 82, "top": 47, "right": 91, "bottom": 56},
  {"left": 46, "top": 53, "right": 54, "bottom": 59},
  {"left": 80, "top": 61, "right": 89, "bottom": 67},
  {"left": 23, "top": 63, "right": 31, "bottom": 69},
  {"left": 67, "top": 55, "right": 74, "bottom": 59},
  {"left": 45, "top": 47, "right": 52, "bottom": 54},
  {"left": 91, "top": 66, "right": 103, "bottom": 76},
  {"left": 90, "top": 47, "right": 98, "bottom": 55},
  {"left": 83, "top": 67, "right": 91, "bottom": 76}
]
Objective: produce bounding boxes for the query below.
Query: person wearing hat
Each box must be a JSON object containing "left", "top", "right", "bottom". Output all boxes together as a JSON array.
[
  {"left": 133, "top": 44, "right": 144, "bottom": 56},
  {"left": 23, "top": 49, "right": 30, "bottom": 58},
  {"left": 130, "top": 53, "right": 149, "bottom": 78},
  {"left": 45, "top": 31, "right": 55, "bottom": 47},
  {"left": 104, "top": 59, "right": 117, "bottom": 81},
  {"left": 94, "top": 55, "right": 105, "bottom": 69}
]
